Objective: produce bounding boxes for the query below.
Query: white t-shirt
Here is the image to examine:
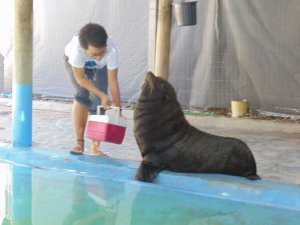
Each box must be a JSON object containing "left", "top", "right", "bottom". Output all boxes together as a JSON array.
[{"left": 64, "top": 35, "right": 119, "bottom": 70}]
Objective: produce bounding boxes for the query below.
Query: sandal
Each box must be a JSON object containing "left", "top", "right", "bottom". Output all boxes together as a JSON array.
[{"left": 70, "top": 139, "right": 85, "bottom": 155}]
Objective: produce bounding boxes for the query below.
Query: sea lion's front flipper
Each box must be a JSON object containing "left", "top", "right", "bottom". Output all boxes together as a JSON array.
[
  {"left": 243, "top": 171, "right": 261, "bottom": 180},
  {"left": 135, "top": 153, "right": 164, "bottom": 183}
]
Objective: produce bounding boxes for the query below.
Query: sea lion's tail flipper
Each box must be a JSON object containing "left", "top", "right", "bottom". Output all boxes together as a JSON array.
[{"left": 135, "top": 153, "right": 164, "bottom": 183}]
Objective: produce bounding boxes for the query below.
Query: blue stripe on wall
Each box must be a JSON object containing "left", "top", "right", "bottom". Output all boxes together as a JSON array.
[{"left": 12, "top": 82, "right": 32, "bottom": 147}]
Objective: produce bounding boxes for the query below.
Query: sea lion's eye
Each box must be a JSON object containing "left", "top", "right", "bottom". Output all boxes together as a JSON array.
[{"left": 159, "top": 83, "right": 164, "bottom": 89}]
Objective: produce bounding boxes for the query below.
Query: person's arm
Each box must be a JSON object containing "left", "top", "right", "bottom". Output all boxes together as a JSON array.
[
  {"left": 107, "top": 68, "right": 121, "bottom": 107},
  {"left": 72, "top": 66, "right": 111, "bottom": 109}
]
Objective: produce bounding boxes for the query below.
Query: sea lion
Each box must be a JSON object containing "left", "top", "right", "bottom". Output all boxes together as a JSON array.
[{"left": 133, "top": 71, "right": 260, "bottom": 183}]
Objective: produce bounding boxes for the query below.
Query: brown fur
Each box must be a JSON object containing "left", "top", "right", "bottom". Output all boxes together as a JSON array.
[{"left": 134, "top": 71, "right": 260, "bottom": 182}]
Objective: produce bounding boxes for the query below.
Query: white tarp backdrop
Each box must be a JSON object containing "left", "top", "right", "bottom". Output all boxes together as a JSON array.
[
  {"left": 0, "top": 0, "right": 148, "bottom": 102},
  {"left": 0, "top": 0, "right": 300, "bottom": 115}
]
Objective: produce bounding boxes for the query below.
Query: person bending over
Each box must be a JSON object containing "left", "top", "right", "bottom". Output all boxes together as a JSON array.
[{"left": 64, "top": 23, "right": 121, "bottom": 156}]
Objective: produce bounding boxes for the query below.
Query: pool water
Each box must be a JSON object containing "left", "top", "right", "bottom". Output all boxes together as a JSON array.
[{"left": 0, "top": 160, "right": 299, "bottom": 225}]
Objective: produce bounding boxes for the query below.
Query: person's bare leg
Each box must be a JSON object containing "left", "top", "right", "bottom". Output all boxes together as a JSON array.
[
  {"left": 71, "top": 100, "right": 88, "bottom": 154},
  {"left": 90, "top": 140, "right": 107, "bottom": 156}
]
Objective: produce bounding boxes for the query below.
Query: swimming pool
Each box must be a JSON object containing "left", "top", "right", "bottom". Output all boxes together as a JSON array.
[{"left": 0, "top": 144, "right": 299, "bottom": 225}]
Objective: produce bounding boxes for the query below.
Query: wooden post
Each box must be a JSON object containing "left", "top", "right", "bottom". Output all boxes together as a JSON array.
[
  {"left": 148, "top": 0, "right": 159, "bottom": 72},
  {"left": 12, "top": 0, "right": 33, "bottom": 147},
  {"left": 154, "top": 0, "right": 172, "bottom": 80}
]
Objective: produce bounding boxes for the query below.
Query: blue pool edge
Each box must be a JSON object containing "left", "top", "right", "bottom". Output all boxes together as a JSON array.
[{"left": 0, "top": 143, "right": 299, "bottom": 212}]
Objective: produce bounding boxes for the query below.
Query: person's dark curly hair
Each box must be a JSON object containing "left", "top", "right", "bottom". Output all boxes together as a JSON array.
[{"left": 79, "top": 23, "right": 108, "bottom": 49}]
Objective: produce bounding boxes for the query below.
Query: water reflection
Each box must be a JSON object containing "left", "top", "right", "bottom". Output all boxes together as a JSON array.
[
  {"left": 62, "top": 176, "right": 114, "bottom": 225},
  {"left": 0, "top": 162, "right": 298, "bottom": 225},
  {"left": 0, "top": 164, "right": 32, "bottom": 225}
]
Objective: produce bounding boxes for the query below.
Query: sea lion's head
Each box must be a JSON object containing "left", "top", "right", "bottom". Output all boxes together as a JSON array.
[{"left": 140, "top": 71, "right": 177, "bottom": 102}]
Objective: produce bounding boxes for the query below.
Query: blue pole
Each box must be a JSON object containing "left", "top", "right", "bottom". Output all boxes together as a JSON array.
[
  {"left": 12, "top": 84, "right": 32, "bottom": 147},
  {"left": 12, "top": 0, "right": 33, "bottom": 147}
]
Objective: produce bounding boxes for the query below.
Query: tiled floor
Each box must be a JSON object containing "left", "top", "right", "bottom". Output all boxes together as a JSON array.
[{"left": 1, "top": 97, "right": 299, "bottom": 184}]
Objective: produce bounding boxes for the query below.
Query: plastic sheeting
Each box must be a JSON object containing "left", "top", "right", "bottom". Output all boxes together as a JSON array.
[
  {"left": 170, "top": 0, "right": 300, "bottom": 114},
  {"left": 0, "top": 0, "right": 148, "bottom": 102},
  {"left": 1, "top": 0, "right": 300, "bottom": 115}
]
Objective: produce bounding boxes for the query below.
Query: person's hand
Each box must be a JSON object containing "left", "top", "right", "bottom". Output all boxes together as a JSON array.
[
  {"left": 100, "top": 94, "right": 111, "bottom": 110},
  {"left": 110, "top": 104, "right": 127, "bottom": 119}
]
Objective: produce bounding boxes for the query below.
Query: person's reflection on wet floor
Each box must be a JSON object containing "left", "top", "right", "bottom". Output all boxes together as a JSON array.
[{"left": 62, "top": 176, "right": 115, "bottom": 225}]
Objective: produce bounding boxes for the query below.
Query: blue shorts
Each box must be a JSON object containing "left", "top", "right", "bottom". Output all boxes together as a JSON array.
[{"left": 64, "top": 55, "right": 108, "bottom": 114}]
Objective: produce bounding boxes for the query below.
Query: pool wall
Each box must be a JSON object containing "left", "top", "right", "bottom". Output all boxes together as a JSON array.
[{"left": 0, "top": 143, "right": 299, "bottom": 213}]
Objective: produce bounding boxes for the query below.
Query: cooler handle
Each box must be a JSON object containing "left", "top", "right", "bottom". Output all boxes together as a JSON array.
[{"left": 96, "top": 105, "right": 121, "bottom": 124}]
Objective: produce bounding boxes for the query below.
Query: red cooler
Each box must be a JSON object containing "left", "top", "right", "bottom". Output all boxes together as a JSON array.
[{"left": 87, "top": 106, "right": 127, "bottom": 144}]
